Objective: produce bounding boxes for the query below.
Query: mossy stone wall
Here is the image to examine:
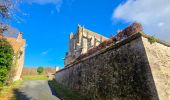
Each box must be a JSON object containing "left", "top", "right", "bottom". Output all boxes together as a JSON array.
[{"left": 55, "top": 34, "right": 160, "bottom": 100}]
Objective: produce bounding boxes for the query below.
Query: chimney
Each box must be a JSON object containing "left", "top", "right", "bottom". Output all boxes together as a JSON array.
[{"left": 17, "top": 32, "right": 23, "bottom": 39}]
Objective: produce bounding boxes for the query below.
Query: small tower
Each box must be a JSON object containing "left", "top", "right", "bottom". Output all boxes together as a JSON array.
[
  {"left": 77, "top": 24, "right": 81, "bottom": 33},
  {"left": 70, "top": 32, "right": 74, "bottom": 39},
  {"left": 77, "top": 24, "right": 85, "bottom": 33}
]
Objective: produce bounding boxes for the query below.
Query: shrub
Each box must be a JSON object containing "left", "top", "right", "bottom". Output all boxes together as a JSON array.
[
  {"left": 148, "top": 36, "right": 157, "bottom": 44},
  {"left": 37, "top": 67, "right": 44, "bottom": 74},
  {"left": 68, "top": 22, "right": 144, "bottom": 66},
  {"left": 116, "top": 22, "right": 143, "bottom": 40},
  {"left": 73, "top": 38, "right": 116, "bottom": 63},
  {"left": 0, "top": 38, "right": 14, "bottom": 86}
]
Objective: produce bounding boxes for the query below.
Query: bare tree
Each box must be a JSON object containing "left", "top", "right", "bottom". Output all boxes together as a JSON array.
[{"left": 0, "top": 0, "right": 20, "bottom": 35}]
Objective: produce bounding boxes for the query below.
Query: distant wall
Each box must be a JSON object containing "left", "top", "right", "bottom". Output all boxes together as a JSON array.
[{"left": 21, "top": 67, "right": 56, "bottom": 76}]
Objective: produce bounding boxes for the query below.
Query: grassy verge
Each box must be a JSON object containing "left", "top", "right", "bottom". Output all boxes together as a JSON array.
[
  {"left": 0, "top": 80, "right": 23, "bottom": 100},
  {"left": 48, "top": 80, "right": 87, "bottom": 100},
  {"left": 22, "top": 75, "right": 48, "bottom": 80}
]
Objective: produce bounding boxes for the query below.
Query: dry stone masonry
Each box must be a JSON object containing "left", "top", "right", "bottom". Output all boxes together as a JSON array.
[{"left": 55, "top": 33, "right": 170, "bottom": 100}]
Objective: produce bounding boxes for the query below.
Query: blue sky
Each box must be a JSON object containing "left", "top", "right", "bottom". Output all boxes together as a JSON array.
[{"left": 9, "top": 0, "right": 170, "bottom": 67}]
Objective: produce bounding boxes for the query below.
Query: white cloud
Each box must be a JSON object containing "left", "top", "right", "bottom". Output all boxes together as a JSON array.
[
  {"left": 113, "top": 0, "right": 170, "bottom": 42},
  {"left": 26, "top": 0, "right": 63, "bottom": 12},
  {"left": 41, "top": 49, "right": 52, "bottom": 55},
  {"left": 42, "top": 50, "right": 49, "bottom": 55}
]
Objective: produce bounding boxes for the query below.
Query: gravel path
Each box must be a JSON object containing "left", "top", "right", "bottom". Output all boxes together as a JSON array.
[{"left": 15, "top": 80, "right": 60, "bottom": 100}]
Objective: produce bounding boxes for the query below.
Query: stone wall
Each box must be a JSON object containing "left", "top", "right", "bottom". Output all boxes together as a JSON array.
[
  {"left": 13, "top": 43, "right": 25, "bottom": 81},
  {"left": 142, "top": 37, "right": 170, "bottom": 100},
  {"left": 55, "top": 33, "right": 170, "bottom": 100},
  {"left": 5, "top": 33, "right": 26, "bottom": 81}
]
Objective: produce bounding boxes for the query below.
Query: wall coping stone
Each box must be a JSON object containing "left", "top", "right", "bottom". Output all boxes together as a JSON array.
[{"left": 56, "top": 32, "right": 170, "bottom": 73}]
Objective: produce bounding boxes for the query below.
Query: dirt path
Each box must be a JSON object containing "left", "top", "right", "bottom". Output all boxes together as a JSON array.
[{"left": 14, "top": 80, "right": 60, "bottom": 100}]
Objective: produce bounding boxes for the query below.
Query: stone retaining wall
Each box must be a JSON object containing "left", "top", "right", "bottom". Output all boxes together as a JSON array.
[
  {"left": 142, "top": 37, "right": 170, "bottom": 100},
  {"left": 55, "top": 33, "right": 170, "bottom": 100}
]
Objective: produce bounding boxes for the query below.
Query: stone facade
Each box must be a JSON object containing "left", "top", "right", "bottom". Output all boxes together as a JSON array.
[
  {"left": 5, "top": 33, "right": 26, "bottom": 81},
  {"left": 55, "top": 33, "right": 170, "bottom": 100},
  {"left": 64, "top": 25, "right": 108, "bottom": 66}
]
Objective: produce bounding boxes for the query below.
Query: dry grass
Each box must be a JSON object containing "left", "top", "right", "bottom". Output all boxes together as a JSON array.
[
  {"left": 0, "top": 80, "right": 23, "bottom": 100},
  {"left": 22, "top": 75, "right": 48, "bottom": 80}
]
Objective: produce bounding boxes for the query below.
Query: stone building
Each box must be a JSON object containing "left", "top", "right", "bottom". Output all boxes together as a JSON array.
[
  {"left": 4, "top": 33, "right": 26, "bottom": 81},
  {"left": 64, "top": 25, "right": 108, "bottom": 66}
]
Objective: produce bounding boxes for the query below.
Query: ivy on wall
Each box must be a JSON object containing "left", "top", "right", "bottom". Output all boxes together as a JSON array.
[{"left": 0, "top": 38, "right": 14, "bottom": 86}]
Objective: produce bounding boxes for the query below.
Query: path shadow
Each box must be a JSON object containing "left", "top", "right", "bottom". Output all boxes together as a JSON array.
[
  {"left": 48, "top": 80, "right": 63, "bottom": 100},
  {"left": 13, "top": 88, "right": 32, "bottom": 100}
]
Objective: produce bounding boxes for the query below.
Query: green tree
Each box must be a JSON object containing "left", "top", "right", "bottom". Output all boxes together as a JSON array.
[
  {"left": 37, "top": 67, "right": 44, "bottom": 75},
  {"left": 0, "top": 1, "right": 21, "bottom": 86},
  {"left": 0, "top": 38, "right": 14, "bottom": 86}
]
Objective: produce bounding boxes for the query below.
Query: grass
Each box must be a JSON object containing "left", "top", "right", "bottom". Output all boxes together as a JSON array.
[
  {"left": 0, "top": 80, "right": 23, "bottom": 100},
  {"left": 22, "top": 75, "right": 48, "bottom": 80},
  {"left": 48, "top": 80, "right": 87, "bottom": 100}
]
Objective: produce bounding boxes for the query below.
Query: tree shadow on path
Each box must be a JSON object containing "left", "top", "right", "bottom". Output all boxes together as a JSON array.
[{"left": 13, "top": 89, "right": 33, "bottom": 100}]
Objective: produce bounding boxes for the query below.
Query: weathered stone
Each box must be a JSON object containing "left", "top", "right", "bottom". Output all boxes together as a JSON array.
[
  {"left": 142, "top": 37, "right": 170, "bottom": 100},
  {"left": 55, "top": 33, "right": 170, "bottom": 100}
]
